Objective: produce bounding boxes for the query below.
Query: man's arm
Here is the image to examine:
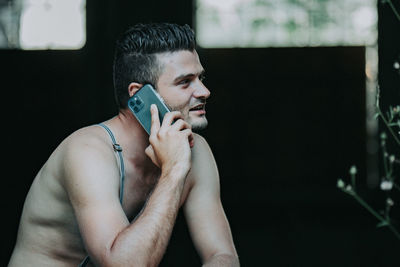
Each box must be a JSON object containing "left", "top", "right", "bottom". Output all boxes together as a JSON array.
[
  {"left": 64, "top": 108, "right": 193, "bottom": 266},
  {"left": 184, "top": 134, "right": 239, "bottom": 267}
]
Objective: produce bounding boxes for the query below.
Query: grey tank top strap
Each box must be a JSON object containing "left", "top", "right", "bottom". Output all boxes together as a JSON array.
[
  {"left": 98, "top": 123, "right": 126, "bottom": 204},
  {"left": 78, "top": 123, "right": 126, "bottom": 267}
]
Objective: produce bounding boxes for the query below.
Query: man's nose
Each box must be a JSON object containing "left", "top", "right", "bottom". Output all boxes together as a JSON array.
[{"left": 193, "top": 82, "right": 211, "bottom": 99}]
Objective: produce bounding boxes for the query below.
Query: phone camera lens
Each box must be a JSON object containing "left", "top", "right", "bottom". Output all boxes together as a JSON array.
[
  {"left": 133, "top": 106, "right": 139, "bottom": 113},
  {"left": 135, "top": 98, "right": 142, "bottom": 105}
]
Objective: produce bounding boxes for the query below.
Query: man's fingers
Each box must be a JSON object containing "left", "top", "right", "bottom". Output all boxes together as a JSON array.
[
  {"left": 189, "top": 133, "right": 195, "bottom": 148},
  {"left": 181, "top": 128, "right": 194, "bottom": 148},
  {"left": 145, "top": 145, "right": 160, "bottom": 167},
  {"left": 161, "top": 111, "right": 184, "bottom": 128},
  {"left": 171, "top": 119, "right": 191, "bottom": 131},
  {"left": 181, "top": 128, "right": 193, "bottom": 139},
  {"left": 150, "top": 104, "right": 161, "bottom": 135}
]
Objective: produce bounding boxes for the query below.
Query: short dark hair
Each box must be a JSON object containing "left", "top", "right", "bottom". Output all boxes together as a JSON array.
[{"left": 113, "top": 22, "right": 196, "bottom": 109}]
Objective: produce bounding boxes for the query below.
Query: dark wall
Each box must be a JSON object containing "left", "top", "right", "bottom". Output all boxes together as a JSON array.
[
  {"left": 378, "top": 0, "right": 400, "bottom": 161},
  {"left": 2, "top": 0, "right": 399, "bottom": 266},
  {"left": 378, "top": 0, "right": 400, "bottom": 108}
]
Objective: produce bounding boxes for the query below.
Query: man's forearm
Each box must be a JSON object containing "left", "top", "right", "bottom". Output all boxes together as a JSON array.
[
  {"left": 106, "top": 170, "right": 186, "bottom": 266},
  {"left": 203, "top": 253, "right": 240, "bottom": 267}
]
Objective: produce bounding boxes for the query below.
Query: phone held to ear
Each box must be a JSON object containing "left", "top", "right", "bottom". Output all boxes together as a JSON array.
[{"left": 127, "top": 84, "right": 171, "bottom": 134}]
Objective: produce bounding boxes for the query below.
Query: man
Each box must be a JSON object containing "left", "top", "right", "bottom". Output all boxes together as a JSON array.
[{"left": 8, "top": 23, "right": 239, "bottom": 266}]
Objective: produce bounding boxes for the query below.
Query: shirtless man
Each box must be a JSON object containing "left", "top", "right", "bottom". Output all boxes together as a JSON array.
[{"left": 8, "top": 23, "right": 239, "bottom": 266}]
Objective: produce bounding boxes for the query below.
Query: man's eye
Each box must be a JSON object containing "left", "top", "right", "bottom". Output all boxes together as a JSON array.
[{"left": 179, "top": 79, "right": 190, "bottom": 85}]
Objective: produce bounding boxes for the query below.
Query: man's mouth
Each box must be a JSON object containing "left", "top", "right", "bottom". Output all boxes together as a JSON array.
[{"left": 189, "top": 103, "right": 205, "bottom": 111}]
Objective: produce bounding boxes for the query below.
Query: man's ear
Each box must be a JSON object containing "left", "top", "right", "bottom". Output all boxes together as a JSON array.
[{"left": 128, "top": 82, "right": 143, "bottom": 97}]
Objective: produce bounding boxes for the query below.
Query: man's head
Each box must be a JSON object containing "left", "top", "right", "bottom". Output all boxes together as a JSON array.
[{"left": 113, "top": 22, "right": 210, "bottom": 131}]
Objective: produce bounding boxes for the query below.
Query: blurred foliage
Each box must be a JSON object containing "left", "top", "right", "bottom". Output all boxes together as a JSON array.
[{"left": 337, "top": 0, "right": 400, "bottom": 241}]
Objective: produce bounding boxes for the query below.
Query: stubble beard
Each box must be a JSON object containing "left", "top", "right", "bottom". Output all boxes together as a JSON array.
[
  {"left": 167, "top": 102, "right": 208, "bottom": 132},
  {"left": 188, "top": 116, "right": 208, "bottom": 132}
]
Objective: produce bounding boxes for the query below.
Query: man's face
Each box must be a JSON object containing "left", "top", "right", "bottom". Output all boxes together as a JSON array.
[{"left": 155, "top": 50, "right": 210, "bottom": 131}]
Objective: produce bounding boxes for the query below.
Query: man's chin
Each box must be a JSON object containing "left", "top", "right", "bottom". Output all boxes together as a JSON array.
[{"left": 189, "top": 117, "right": 208, "bottom": 131}]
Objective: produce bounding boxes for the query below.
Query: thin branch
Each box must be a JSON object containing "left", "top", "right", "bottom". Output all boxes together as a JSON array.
[
  {"left": 377, "top": 107, "right": 400, "bottom": 145},
  {"left": 342, "top": 188, "right": 400, "bottom": 240},
  {"left": 386, "top": 0, "right": 400, "bottom": 22}
]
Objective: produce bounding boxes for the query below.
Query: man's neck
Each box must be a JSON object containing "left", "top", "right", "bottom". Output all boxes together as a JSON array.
[{"left": 107, "top": 109, "right": 151, "bottom": 164}]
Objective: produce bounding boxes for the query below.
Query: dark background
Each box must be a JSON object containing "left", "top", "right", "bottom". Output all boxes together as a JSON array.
[{"left": 2, "top": 0, "right": 400, "bottom": 266}]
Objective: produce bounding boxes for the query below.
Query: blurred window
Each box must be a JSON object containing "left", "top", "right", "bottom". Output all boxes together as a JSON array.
[
  {"left": 196, "top": 0, "right": 377, "bottom": 47},
  {"left": 0, "top": 0, "right": 86, "bottom": 49}
]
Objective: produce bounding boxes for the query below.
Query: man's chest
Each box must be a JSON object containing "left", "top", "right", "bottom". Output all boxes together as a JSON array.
[{"left": 121, "top": 168, "right": 194, "bottom": 221}]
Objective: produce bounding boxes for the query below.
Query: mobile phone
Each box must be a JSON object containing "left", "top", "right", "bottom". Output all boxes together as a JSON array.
[{"left": 127, "top": 84, "right": 170, "bottom": 134}]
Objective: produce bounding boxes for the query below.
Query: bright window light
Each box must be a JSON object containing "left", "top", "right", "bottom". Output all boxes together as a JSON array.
[
  {"left": 196, "top": 0, "right": 377, "bottom": 47},
  {"left": 0, "top": 0, "right": 86, "bottom": 50}
]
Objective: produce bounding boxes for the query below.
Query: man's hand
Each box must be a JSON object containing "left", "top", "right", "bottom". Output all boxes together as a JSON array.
[{"left": 145, "top": 104, "right": 194, "bottom": 177}]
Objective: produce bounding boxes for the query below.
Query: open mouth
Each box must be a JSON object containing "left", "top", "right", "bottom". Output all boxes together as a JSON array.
[{"left": 189, "top": 104, "right": 205, "bottom": 111}]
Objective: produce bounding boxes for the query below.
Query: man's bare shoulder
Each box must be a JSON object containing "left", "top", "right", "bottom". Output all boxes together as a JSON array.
[
  {"left": 57, "top": 125, "right": 120, "bottom": 189},
  {"left": 192, "top": 133, "right": 212, "bottom": 156},
  {"left": 60, "top": 125, "right": 114, "bottom": 162},
  {"left": 49, "top": 125, "right": 123, "bottom": 212},
  {"left": 192, "top": 133, "right": 217, "bottom": 164},
  {"left": 62, "top": 125, "right": 110, "bottom": 153},
  {"left": 188, "top": 133, "right": 219, "bottom": 188}
]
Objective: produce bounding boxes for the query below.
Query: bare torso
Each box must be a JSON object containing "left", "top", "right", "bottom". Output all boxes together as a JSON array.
[{"left": 8, "top": 124, "right": 193, "bottom": 267}]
